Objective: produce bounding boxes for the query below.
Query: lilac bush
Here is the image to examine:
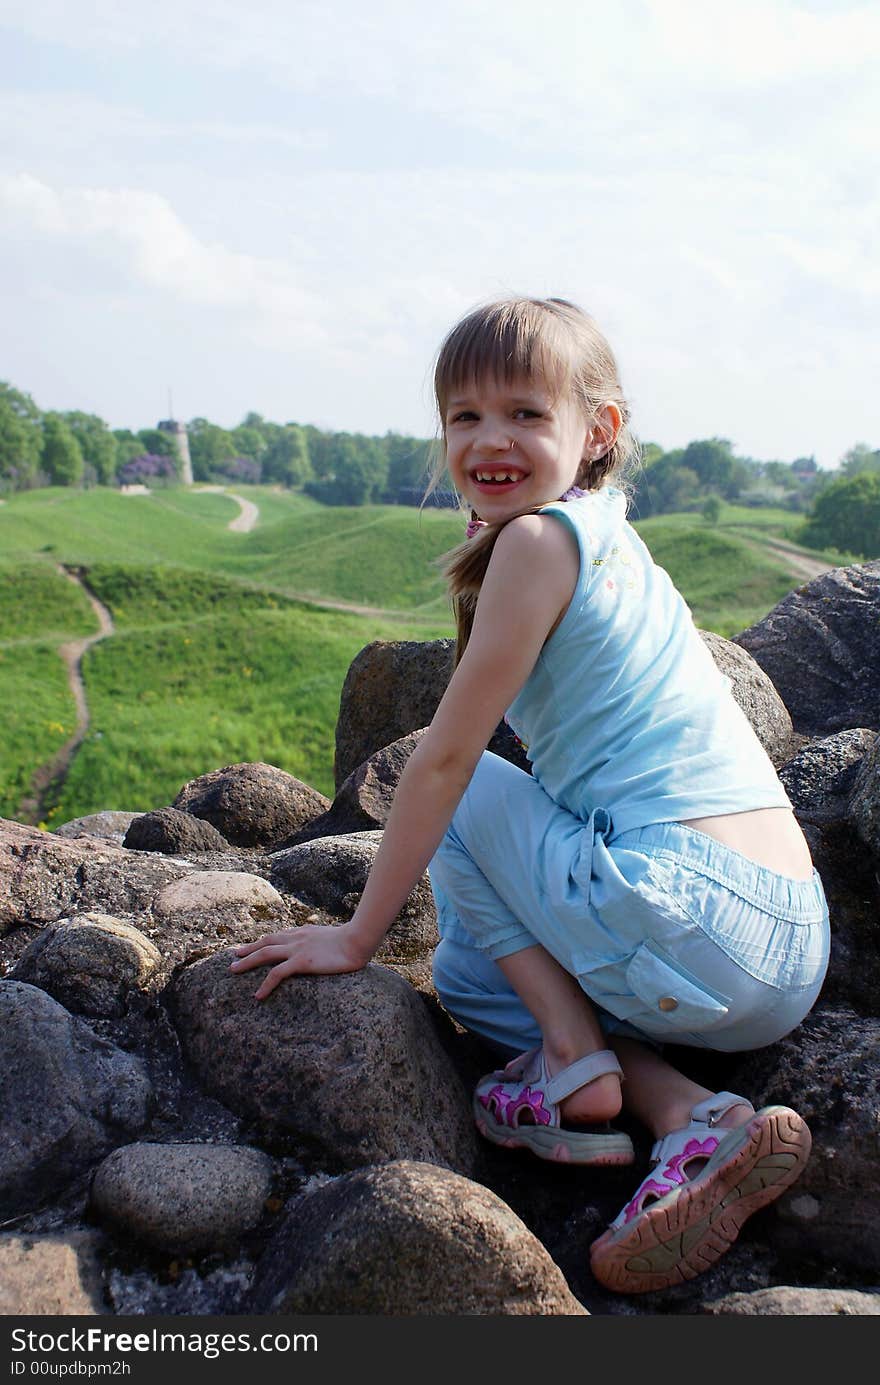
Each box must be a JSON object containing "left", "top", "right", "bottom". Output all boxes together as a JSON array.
[{"left": 117, "top": 453, "right": 177, "bottom": 485}]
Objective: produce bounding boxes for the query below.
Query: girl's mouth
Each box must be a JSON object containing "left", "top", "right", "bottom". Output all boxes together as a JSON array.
[{"left": 471, "top": 469, "right": 526, "bottom": 491}]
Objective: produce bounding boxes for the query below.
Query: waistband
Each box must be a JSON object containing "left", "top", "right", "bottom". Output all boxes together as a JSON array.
[{"left": 606, "top": 818, "right": 827, "bottom": 924}]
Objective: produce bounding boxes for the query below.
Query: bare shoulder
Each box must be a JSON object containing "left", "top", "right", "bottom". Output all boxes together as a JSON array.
[{"left": 491, "top": 511, "right": 579, "bottom": 564}]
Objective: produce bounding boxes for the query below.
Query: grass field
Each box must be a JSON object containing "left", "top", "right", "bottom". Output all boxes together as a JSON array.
[{"left": 0, "top": 485, "right": 831, "bottom": 825}]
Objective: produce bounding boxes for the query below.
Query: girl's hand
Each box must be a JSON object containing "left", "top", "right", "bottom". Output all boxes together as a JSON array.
[{"left": 228, "top": 923, "right": 372, "bottom": 1000}]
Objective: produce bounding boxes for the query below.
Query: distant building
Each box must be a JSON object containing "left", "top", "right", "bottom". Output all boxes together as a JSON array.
[{"left": 157, "top": 418, "right": 193, "bottom": 485}]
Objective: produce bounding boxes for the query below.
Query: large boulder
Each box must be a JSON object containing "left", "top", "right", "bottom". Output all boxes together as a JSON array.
[
  {"left": 172, "top": 762, "right": 330, "bottom": 849},
  {"left": 0, "top": 981, "right": 153, "bottom": 1218},
  {"left": 779, "top": 729, "right": 877, "bottom": 827},
  {"left": 726, "top": 1006, "right": 880, "bottom": 1274},
  {"left": 168, "top": 953, "right": 479, "bottom": 1177},
  {"left": 699, "top": 631, "right": 796, "bottom": 767},
  {"left": 279, "top": 731, "right": 429, "bottom": 845},
  {"left": 334, "top": 640, "right": 454, "bottom": 789},
  {"left": 735, "top": 561, "right": 880, "bottom": 736},
  {"left": 0, "top": 819, "right": 193, "bottom": 937},
  {"left": 268, "top": 832, "right": 437, "bottom": 989},
  {"left": 54, "top": 811, "right": 140, "bottom": 846},
  {"left": 90, "top": 1142, "right": 274, "bottom": 1254},
  {"left": 124, "top": 807, "right": 232, "bottom": 856},
  {"left": 849, "top": 734, "right": 880, "bottom": 867},
  {"left": 248, "top": 1160, "right": 587, "bottom": 1315},
  {"left": 150, "top": 870, "right": 293, "bottom": 971},
  {"left": 11, "top": 913, "right": 162, "bottom": 1017}
]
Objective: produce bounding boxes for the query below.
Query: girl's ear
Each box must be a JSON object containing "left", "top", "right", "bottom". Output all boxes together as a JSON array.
[{"left": 587, "top": 402, "right": 622, "bottom": 459}]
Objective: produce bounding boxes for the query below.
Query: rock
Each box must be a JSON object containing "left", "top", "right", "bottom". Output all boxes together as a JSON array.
[
  {"left": 249, "top": 1160, "right": 587, "bottom": 1315},
  {"left": 334, "top": 639, "right": 455, "bottom": 789},
  {"left": 701, "top": 1286, "right": 880, "bottom": 1315},
  {"left": 11, "top": 913, "right": 162, "bottom": 1017},
  {"left": 268, "top": 832, "right": 437, "bottom": 985},
  {"left": 151, "top": 870, "right": 290, "bottom": 959},
  {"left": 124, "top": 807, "right": 232, "bottom": 855},
  {"left": 280, "top": 731, "right": 429, "bottom": 845},
  {"left": 734, "top": 560, "right": 880, "bottom": 735},
  {"left": 168, "top": 953, "right": 479, "bottom": 1176},
  {"left": 172, "top": 762, "right": 330, "bottom": 849},
  {"left": 0, "top": 819, "right": 193, "bottom": 937},
  {"left": 799, "top": 822, "right": 880, "bottom": 1015},
  {"left": 0, "top": 981, "right": 153, "bottom": 1218},
  {"left": 699, "top": 630, "right": 796, "bottom": 767},
  {"left": 780, "top": 729, "right": 877, "bottom": 827},
  {"left": 333, "top": 640, "right": 531, "bottom": 789},
  {"left": 849, "top": 734, "right": 880, "bottom": 865},
  {"left": 0, "top": 1231, "right": 108, "bottom": 1315},
  {"left": 90, "top": 1143, "right": 274, "bottom": 1254},
  {"left": 54, "top": 812, "right": 140, "bottom": 846},
  {"left": 726, "top": 1005, "right": 880, "bottom": 1274}
]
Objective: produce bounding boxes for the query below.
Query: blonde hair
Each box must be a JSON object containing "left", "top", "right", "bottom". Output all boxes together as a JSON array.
[{"left": 425, "top": 296, "right": 639, "bottom": 662}]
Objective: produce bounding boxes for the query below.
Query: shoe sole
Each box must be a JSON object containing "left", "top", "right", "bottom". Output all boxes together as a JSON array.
[
  {"left": 474, "top": 1098, "right": 635, "bottom": 1166},
  {"left": 589, "top": 1106, "right": 811, "bottom": 1291}
]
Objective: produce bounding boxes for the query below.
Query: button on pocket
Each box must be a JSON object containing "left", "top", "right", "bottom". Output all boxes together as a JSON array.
[{"left": 626, "top": 941, "right": 731, "bottom": 1032}]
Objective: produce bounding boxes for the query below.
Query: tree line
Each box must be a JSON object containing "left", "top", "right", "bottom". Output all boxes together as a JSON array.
[{"left": 1, "top": 380, "right": 877, "bottom": 556}]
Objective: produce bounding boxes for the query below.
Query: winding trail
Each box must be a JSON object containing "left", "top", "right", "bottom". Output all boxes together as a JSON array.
[
  {"left": 17, "top": 568, "right": 115, "bottom": 825},
  {"left": 194, "top": 485, "right": 259, "bottom": 533},
  {"left": 738, "top": 534, "right": 836, "bottom": 583}
]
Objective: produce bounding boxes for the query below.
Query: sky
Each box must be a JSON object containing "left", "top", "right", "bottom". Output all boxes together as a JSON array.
[{"left": 0, "top": 0, "right": 877, "bottom": 469}]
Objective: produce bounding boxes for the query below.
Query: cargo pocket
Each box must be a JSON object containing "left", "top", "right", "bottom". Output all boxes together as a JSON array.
[{"left": 625, "top": 940, "right": 732, "bottom": 1035}]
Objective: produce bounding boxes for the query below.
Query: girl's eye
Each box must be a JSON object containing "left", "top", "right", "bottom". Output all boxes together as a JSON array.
[
  {"left": 514, "top": 408, "right": 542, "bottom": 420},
  {"left": 450, "top": 411, "right": 478, "bottom": 424}
]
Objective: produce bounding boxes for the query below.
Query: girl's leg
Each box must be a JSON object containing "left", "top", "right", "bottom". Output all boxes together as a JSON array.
[
  {"left": 609, "top": 1036, "right": 752, "bottom": 1135},
  {"left": 496, "top": 946, "right": 622, "bottom": 1124}
]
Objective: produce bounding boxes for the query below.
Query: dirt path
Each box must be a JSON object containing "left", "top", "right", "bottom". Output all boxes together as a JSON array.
[
  {"left": 195, "top": 485, "right": 259, "bottom": 533},
  {"left": 17, "top": 568, "right": 115, "bottom": 825},
  {"left": 740, "top": 535, "right": 836, "bottom": 583}
]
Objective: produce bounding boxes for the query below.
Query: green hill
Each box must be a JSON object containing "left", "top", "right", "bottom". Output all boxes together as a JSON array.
[{"left": 0, "top": 485, "right": 814, "bottom": 825}]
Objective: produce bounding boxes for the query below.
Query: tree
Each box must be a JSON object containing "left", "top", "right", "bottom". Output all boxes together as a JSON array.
[
  {"left": 839, "top": 443, "right": 880, "bottom": 477},
  {"left": 0, "top": 382, "right": 43, "bottom": 489},
  {"left": 136, "top": 428, "right": 176, "bottom": 459},
  {"left": 262, "top": 424, "right": 311, "bottom": 486},
  {"left": 62, "top": 411, "right": 118, "bottom": 484},
  {"left": 304, "top": 433, "right": 388, "bottom": 505},
  {"left": 41, "top": 415, "right": 84, "bottom": 486},
  {"left": 186, "top": 418, "right": 238, "bottom": 480},
  {"left": 802, "top": 471, "right": 880, "bottom": 558},
  {"left": 701, "top": 495, "right": 722, "bottom": 524}
]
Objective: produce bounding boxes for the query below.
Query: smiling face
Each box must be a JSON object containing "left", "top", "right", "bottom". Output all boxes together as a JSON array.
[{"left": 444, "top": 375, "right": 592, "bottom": 523}]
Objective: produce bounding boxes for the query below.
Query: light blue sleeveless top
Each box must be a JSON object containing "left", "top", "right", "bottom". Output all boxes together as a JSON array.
[{"left": 503, "top": 488, "right": 791, "bottom": 834}]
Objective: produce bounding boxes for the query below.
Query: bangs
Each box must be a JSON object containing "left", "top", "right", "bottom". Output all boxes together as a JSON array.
[{"left": 434, "top": 300, "right": 576, "bottom": 421}]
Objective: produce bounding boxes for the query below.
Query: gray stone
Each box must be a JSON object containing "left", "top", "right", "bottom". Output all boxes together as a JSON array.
[
  {"left": 334, "top": 640, "right": 455, "bottom": 789},
  {"left": 0, "top": 1231, "right": 108, "bottom": 1315},
  {"left": 701, "top": 1286, "right": 880, "bottom": 1315},
  {"left": 0, "top": 981, "right": 153, "bottom": 1218},
  {"left": 90, "top": 1142, "right": 274, "bottom": 1254},
  {"left": 280, "top": 731, "right": 429, "bottom": 845},
  {"left": 54, "top": 812, "right": 140, "bottom": 846},
  {"left": 124, "top": 807, "right": 231, "bottom": 855},
  {"left": 168, "top": 953, "right": 479, "bottom": 1176},
  {"left": 727, "top": 1005, "right": 880, "bottom": 1274},
  {"left": 249, "top": 1160, "right": 587, "bottom": 1315},
  {"left": 11, "top": 913, "right": 162, "bottom": 1017},
  {"left": 268, "top": 832, "right": 437, "bottom": 988},
  {"left": 699, "top": 630, "right": 795, "bottom": 767},
  {"left": 172, "top": 762, "right": 330, "bottom": 849},
  {"left": 0, "top": 819, "right": 194, "bottom": 938},
  {"left": 735, "top": 560, "right": 880, "bottom": 735},
  {"left": 849, "top": 734, "right": 880, "bottom": 864},
  {"left": 779, "top": 729, "right": 877, "bottom": 827},
  {"left": 798, "top": 822, "right": 880, "bottom": 1015}
]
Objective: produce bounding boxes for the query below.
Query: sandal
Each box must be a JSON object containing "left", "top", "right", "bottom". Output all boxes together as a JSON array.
[
  {"left": 589, "top": 1091, "right": 812, "bottom": 1293},
  {"left": 473, "top": 1047, "right": 635, "bottom": 1166}
]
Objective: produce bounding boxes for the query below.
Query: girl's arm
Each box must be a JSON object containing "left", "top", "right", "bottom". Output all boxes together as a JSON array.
[{"left": 231, "top": 512, "right": 579, "bottom": 997}]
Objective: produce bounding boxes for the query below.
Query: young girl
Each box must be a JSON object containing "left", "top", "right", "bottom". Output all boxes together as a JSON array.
[{"left": 230, "top": 297, "right": 830, "bottom": 1294}]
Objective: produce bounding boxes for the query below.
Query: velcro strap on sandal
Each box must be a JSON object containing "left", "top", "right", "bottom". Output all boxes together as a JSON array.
[
  {"left": 544, "top": 1049, "right": 623, "bottom": 1104},
  {"left": 690, "top": 1091, "right": 754, "bottom": 1128}
]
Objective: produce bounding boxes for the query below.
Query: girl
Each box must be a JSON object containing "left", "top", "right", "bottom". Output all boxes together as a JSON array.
[{"left": 230, "top": 297, "right": 830, "bottom": 1294}]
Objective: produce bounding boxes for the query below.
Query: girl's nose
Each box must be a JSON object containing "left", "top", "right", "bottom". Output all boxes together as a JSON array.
[{"left": 474, "top": 422, "right": 513, "bottom": 453}]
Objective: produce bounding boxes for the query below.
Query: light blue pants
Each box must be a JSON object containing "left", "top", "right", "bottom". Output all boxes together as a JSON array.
[{"left": 428, "top": 752, "right": 830, "bottom": 1055}]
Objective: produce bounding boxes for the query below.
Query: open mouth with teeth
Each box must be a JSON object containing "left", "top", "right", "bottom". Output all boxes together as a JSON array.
[{"left": 471, "top": 468, "right": 527, "bottom": 489}]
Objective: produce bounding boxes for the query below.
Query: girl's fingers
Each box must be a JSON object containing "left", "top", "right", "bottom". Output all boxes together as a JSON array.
[
  {"left": 254, "top": 958, "right": 299, "bottom": 1000},
  {"left": 228, "top": 943, "right": 290, "bottom": 972}
]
